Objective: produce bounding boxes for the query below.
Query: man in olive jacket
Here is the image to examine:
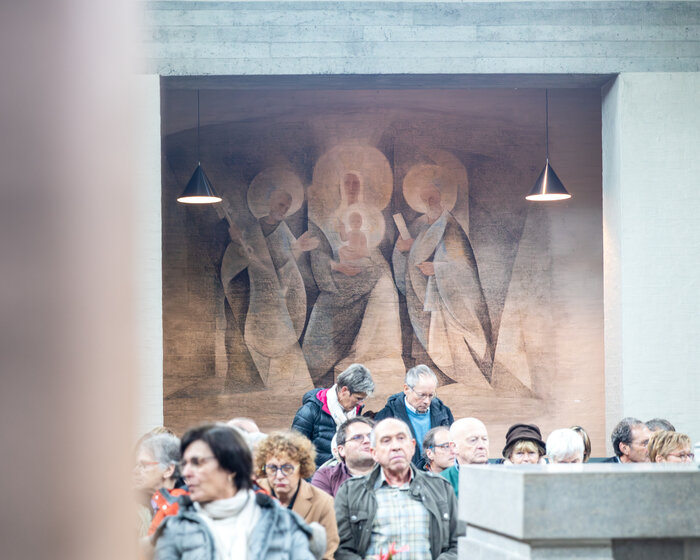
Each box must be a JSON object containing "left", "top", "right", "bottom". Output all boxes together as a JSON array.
[{"left": 334, "top": 418, "right": 458, "bottom": 560}]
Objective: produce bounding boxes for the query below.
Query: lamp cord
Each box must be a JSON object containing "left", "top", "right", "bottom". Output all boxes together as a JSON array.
[
  {"left": 197, "top": 89, "right": 201, "bottom": 165},
  {"left": 545, "top": 89, "right": 549, "bottom": 161}
]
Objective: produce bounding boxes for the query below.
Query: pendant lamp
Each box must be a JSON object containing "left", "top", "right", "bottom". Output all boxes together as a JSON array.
[
  {"left": 177, "top": 90, "right": 222, "bottom": 204},
  {"left": 526, "top": 89, "right": 571, "bottom": 202}
]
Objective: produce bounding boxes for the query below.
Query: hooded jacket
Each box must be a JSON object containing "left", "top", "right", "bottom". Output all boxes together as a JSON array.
[
  {"left": 374, "top": 392, "right": 454, "bottom": 469},
  {"left": 292, "top": 388, "right": 363, "bottom": 467}
]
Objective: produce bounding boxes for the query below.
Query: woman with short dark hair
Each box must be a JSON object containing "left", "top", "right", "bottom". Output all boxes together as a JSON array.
[{"left": 153, "top": 424, "right": 317, "bottom": 560}]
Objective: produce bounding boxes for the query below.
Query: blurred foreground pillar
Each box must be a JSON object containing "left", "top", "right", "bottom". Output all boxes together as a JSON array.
[{"left": 0, "top": 1, "right": 138, "bottom": 559}]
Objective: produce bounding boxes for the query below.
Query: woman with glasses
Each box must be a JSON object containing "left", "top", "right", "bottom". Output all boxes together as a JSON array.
[
  {"left": 153, "top": 424, "right": 318, "bottom": 560},
  {"left": 648, "top": 430, "right": 695, "bottom": 463},
  {"left": 255, "top": 432, "right": 339, "bottom": 560}
]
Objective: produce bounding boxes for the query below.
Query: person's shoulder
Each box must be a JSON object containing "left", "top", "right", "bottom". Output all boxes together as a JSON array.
[
  {"left": 439, "top": 464, "right": 458, "bottom": 479},
  {"left": 418, "top": 468, "right": 452, "bottom": 486},
  {"left": 300, "top": 388, "right": 323, "bottom": 406},
  {"left": 431, "top": 396, "right": 452, "bottom": 413},
  {"left": 306, "top": 481, "right": 335, "bottom": 507},
  {"left": 375, "top": 393, "right": 404, "bottom": 417}
]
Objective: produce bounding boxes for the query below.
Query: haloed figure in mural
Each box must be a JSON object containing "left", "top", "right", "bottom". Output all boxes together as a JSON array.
[
  {"left": 304, "top": 145, "right": 404, "bottom": 388},
  {"left": 220, "top": 168, "right": 318, "bottom": 390},
  {"left": 393, "top": 160, "right": 494, "bottom": 388}
]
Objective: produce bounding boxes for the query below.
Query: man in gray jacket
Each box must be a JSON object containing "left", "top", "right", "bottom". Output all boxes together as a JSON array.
[{"left": 334, "top": 418, "right": 458, "bottom": 560}]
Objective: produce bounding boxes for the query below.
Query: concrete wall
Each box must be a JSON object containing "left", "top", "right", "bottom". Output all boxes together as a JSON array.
[
  {"left": 141, "top": 1, "right": 700, "bottom": 76},
  {"left": 602, "top": 72, "right": 700, "bottom": 447},
  {"left": 136, "top": 1, "right": 700, "bottom": 445},
  {"left": 133, "top": 75, "right": 164, "bottom": 434}
]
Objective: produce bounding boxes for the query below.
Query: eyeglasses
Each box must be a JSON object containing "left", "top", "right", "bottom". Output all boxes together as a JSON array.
[
  {"left": 134, "top": 460, "right": 160, "bottom": 471},
  {"left": 179, "top": 456, "right": 216, "bottom": 470},
  {"left": 264, "top": 463, "right": 297, "bottom": 477},
  {"left": 344, "top": 433, "right": 371, "bottom": 445},
  {"left": 430, "top": 442, "right": 455, "bottom": 451},
  {"left": 409, "top": 387, "right": 436, "bottom": 401},
  {"left": 350, "top": 393, "right": 367, "bottom": 403},
  {"left": 667, "top": 452, "right": 695, "bottom": 461}
]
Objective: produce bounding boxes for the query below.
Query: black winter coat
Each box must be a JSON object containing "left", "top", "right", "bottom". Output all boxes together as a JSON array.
[
  {"left": 292, "top": 388, "right": 355, "bottom": 467},
  {"left": 374, "top": 392, "right": 454, "bottom": 469}
]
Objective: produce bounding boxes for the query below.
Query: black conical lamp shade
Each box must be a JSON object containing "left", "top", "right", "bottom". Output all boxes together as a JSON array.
[
  {"left": 177, "top": 163, "right": 222, "bottom": 204},
  {"left": 526, "top": 159, "right": 571, "bottom": 201}
]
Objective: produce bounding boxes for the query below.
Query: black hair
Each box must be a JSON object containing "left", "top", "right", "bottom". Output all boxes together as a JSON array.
[
  {"left": 336, "top": 417, "right": 375, "bottom": 446},
  {"left": 180, "top": 424, "right": 253, "bottom": 491},
  {"left": 610, "top": 417, "right": 644, "bottom": 457}
]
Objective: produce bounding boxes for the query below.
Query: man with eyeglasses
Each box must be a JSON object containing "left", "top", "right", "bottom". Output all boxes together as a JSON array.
[
  {"left": 603, "top": 417, "right": 652, "bottom": 463},
  {"left": 311, "top": 417, "right": 376, "bottom": 497},
  {"left": 375, "top": 364, "right": 454, "bottom": 469},
  {"left": 422, "top": 426, "right": 456, "bottom": 474},
  {"left": 292, "top": 363, "right": 375, "bottom": 467}
]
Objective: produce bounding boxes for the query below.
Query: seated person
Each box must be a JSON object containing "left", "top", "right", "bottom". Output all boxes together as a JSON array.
[
  {"left": 648, "top": 430, "right": 694, "bottom": 463},
  {"left": 546, "top": 428, "right": 584, "bottom": 464},
  {"left": 255, "top": 431, "right": 339, "bottom": 560},
  {"left": 569, "top": 425, "right": 592, "bottom": 463},
  {"left": 501, "top": 423, "right": 546, "bottom": 464},
  {"left": 134, "top": 432, "right": 186, "bottom": 537}
]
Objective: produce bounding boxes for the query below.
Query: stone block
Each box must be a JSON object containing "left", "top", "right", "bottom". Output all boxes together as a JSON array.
[{"left": 460, "top": 464, "right": 700, "bottom": 559}]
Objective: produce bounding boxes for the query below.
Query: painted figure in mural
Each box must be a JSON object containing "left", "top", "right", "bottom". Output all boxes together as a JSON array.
[
  {"left": 220, "top": 168, "right": 317, "bottom": 390},
  {"left": 304, "top": 144, "right": 404, "bottom": 389},
  {"left": 393, "top": 156, "right": 495, "bottom": 389},
  {"left": 337, "top": 211, "right": 370, "bottom": 268}
]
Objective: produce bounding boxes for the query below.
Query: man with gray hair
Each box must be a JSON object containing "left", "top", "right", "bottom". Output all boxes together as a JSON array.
[
  {"left": 293, "top": 363, "right": 375, "bottom": 467},
  {"left": 375, "top": 364, "right": 454, "bottom": 469},
  {"left": 646, "top": 417, "right": 676, "bottom": 432},
  {"left": 603, "top": 417, "right": 652, "bottom": 463},
  {"left": 335, "top": 418, "right": 458, "bottom": 560}
]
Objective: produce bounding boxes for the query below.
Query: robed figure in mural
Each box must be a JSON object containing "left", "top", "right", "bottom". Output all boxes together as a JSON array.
[
  {"left": 303, "top": 144, "right": 405, "bottom": 388},
  {"left": 219, "top": 168, "right": 317, "bottom": 390},
  {"left": 393, "top": 156, "right": 495, "bottom": 389}
]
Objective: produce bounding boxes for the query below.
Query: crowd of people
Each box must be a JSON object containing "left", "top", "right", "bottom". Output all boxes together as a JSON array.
[{"left": 135, "top": 364, "right": 696, "bottom": 560}]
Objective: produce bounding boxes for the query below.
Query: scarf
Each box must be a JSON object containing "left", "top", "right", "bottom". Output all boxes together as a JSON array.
[
  {"left": 195, "top": 489, "right": 260, "bottom": 560},
  {"left": 326, "top": 383, "right": 357, "bottom": 428}
]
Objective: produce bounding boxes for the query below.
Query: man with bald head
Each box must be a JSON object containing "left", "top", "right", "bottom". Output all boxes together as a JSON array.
[
  {"left": 335, "top": 418, "right": 458, "bottom": 560},
  {"left": 440, "top": 417, "right": 489, "bottom": 498}
]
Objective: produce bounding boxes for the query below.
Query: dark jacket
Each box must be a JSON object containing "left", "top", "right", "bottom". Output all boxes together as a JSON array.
[
  {"left": 334, "top": 464, "right": 458, "bottom": 560},
  {"left": 153, "top": 492, "right": 316, "bottom": 560},
  {"left": 374, "top": 392, "right": 454, "bottom": 468},
  {"left": 292, "top": 388, "right": 362, "bottom": 467}
]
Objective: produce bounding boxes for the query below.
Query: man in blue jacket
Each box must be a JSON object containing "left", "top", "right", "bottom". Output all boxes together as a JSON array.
[{"left": 374, "top": 365, "right": 454, "bottom": 469}]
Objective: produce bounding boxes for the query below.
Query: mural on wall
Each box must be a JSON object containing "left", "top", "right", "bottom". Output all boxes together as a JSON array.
[{"left": 162, "top": 86, "right": 604, "bottom": 451}]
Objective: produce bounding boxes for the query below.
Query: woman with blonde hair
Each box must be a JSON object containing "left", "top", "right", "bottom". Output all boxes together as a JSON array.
[
  {"left": 648, "top": 430, "right": 694, "bottom": 463},
  {"left": 255, "top": 431, "right": 339, "bottom": 560}
]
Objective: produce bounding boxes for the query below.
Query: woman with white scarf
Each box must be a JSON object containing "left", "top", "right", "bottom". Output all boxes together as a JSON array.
[{"left": 153, "top": 424, "right": 321, "bottom": 560}]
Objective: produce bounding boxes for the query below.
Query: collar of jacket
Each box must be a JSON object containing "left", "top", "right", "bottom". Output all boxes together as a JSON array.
[{"left": 363, "top": 463, "right": 424, "bottom": 496}]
